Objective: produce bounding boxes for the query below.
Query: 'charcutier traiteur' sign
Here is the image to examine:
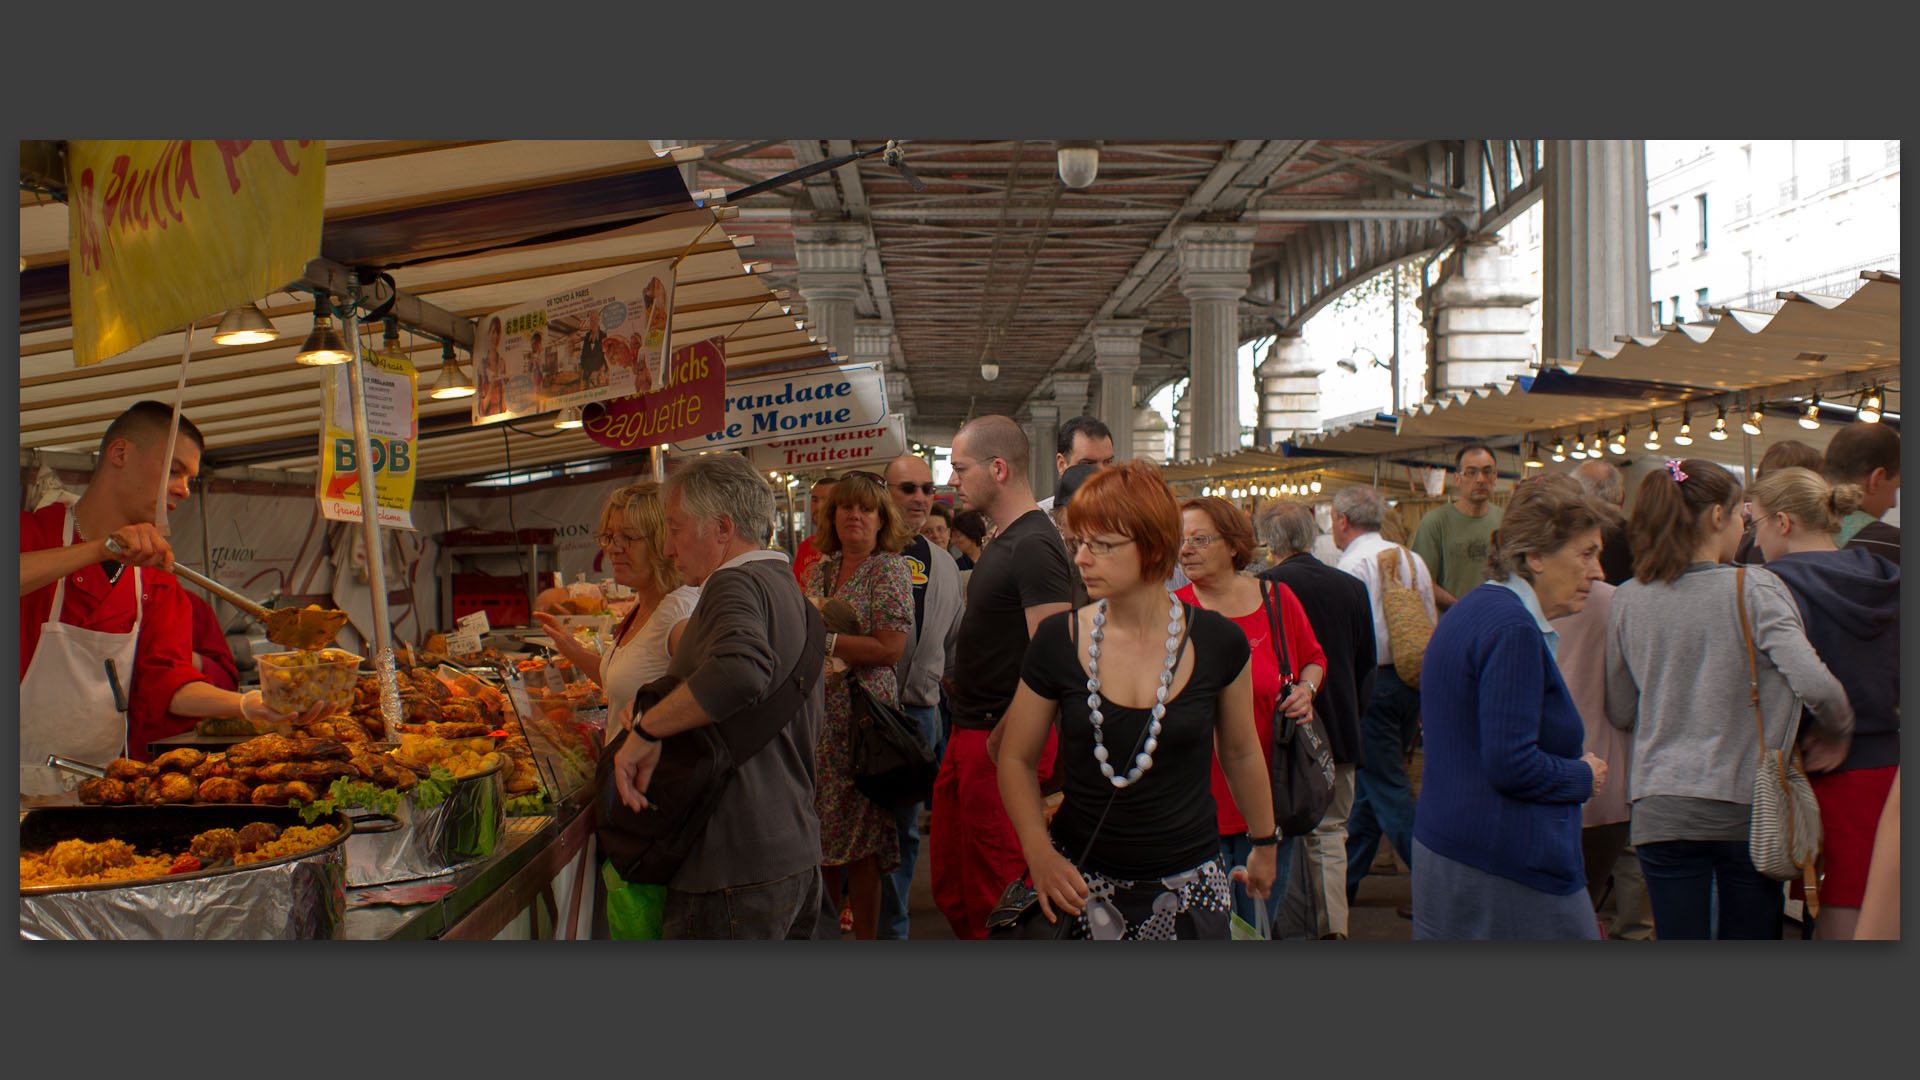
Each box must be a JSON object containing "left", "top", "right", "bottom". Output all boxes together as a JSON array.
[{"left": 673, "top": 362, "right": 888, "bottom": 453}]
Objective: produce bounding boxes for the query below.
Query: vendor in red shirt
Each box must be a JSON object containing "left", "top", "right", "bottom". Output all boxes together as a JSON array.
[
  {"left": 19, "top": 402, "right": 307, "bottom": 794},
  {"left": 791, "top": 475, "right": 836, "bottom": 586}
]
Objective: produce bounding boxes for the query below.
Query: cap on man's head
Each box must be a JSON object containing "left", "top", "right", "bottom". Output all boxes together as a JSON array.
[{"left": 1055, "top": 463, "right": 1100, "bottom": 509}]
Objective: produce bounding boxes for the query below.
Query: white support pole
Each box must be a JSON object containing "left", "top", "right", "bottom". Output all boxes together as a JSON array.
[{"left": 341, "top": 281, "right": 401, "bottom": 739}]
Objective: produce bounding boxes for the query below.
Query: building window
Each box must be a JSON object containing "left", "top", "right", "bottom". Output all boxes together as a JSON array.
[
  {"left": 1696, "top": 288, "right": 1710, "bottom": 318},
  {"left": 1653, "top": 300, "right": 1664, "bottom": 326},
  {"left": 1671, "top": 296, "right": 1681, "bottom": 324},
  {"left": 1695, "top": 194, "right": 1709, "bottom": 252},
  {"left": 1652, "top": 210, "right": 1663, "bottom": 238}
]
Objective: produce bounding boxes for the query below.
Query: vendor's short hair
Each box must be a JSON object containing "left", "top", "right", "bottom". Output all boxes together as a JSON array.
[
  {"left": 666, "top": 452, "right": 777, "bottom": 545},
  {"left": 1057, "top": 414, "right": 1114, "bottom": 459},
  {"left": 1330, "top": 485, "right": 1386, "bottom": 532},
  {"left": 99, "top": 401, "right": 205, "bottom": 462},
  {"left": 1486, "top": 474, "right": 1621, "bottom": 583},
  {"left": 1823, "top": 422, "right": 1899, "bottom": 485},
  {"left": 1454, "top": 442, "right": 1497, "bottom": 469}
]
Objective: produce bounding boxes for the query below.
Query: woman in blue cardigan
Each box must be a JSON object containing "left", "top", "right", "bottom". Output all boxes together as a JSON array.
[{"left": 1412, "top": 474, "right": 1617, "bottom": 939}]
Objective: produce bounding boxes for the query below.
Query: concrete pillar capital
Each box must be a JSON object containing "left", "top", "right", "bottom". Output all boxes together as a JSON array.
[
  {"left": 1049, "top": 373, "right": 1092, "bottom": 417},
  {"left": 1176, "top": 224, "right": 1257, "bottom": 298},
  {"left": 852, "top": 321, "right": 894, "bottom": 362}
]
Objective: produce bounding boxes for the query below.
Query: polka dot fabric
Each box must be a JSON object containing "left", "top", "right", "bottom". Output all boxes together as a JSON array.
[{"left": 1068, "top": 856, "right": 1232, "bottom": 940}]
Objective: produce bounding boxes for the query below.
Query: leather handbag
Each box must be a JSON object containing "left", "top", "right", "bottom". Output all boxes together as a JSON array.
[
  {"left": 1735, "top": 566, "right": 1824, "bottom": 914},
  {"left": 848, "top": 673, "right": 939, "bottom": 810},
  {"left": 595, "top": 586, "right": 826, "bottom": 885},
  {"left": 1263, "top": 581, "right": 1335, "bottom": 838},
  {"left": 986, "top": 607, "right": 1191, "bottom": 940},
  {"left": 1375, "top": 546, "right": 1434, "bottom": 688}
]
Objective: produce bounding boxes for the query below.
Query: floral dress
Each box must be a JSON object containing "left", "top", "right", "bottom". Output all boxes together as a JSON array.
[{"left": 805, "top": 551, "right": 913, "bottom": 870}]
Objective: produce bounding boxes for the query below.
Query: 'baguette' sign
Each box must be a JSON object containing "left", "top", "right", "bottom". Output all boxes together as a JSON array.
[
  {"left": 673, "top": 362, "right": 888, "bottom": 453},
  {"left": 582, "top": 338, "right": 726, "bottom": 451}
]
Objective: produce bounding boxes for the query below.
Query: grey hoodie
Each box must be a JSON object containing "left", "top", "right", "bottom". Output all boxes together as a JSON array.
[{"left": 1606, "top": 563, "right": 1852, "bottom": 819}]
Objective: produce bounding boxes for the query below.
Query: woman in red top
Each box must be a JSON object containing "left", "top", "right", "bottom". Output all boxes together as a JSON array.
[{"left": 1176, "top": 496, "right": 1325, "bottom": 929}]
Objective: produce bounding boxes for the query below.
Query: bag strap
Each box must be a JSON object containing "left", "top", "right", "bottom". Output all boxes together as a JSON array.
[
  {"left": 1261, "top": 580, "right": 1293, "bottom": 679},
  {"left": 1067, "top": 600, "right": 1194, "bottom": 867},
  {"left": 1736, "top": 566, "right": 1809, "bottom": 867},
  {"left": 706, "top": 571, "right": 828, "bottom": 765}
]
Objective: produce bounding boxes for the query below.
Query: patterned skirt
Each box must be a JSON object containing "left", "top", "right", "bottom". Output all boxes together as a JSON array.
[
  {"left": 815, "top": 673, "right": 900, "bottom": 871},
  {"left": 1067, "top": 856, "right": 1232, "bottom": 940}
]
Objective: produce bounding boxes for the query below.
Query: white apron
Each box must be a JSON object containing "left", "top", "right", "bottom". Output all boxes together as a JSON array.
[{"left": 19, "top": 507, "right": 143, "bottom": 796}]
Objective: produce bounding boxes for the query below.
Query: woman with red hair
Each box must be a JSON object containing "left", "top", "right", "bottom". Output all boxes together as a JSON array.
[
  {"left": 1177, "top": 496, "right": 1325, "bottom": 929},
  {"left": 996, "top": 461, "right": 1278, "bottom": 939}
]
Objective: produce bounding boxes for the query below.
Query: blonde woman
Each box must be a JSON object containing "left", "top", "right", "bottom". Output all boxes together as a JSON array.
[
  {"left": 535, "top": 483, "right": 700, "bottom": 743},
  {"left": 1749, "top": 466, "right": 1898, "bottom": 940}
]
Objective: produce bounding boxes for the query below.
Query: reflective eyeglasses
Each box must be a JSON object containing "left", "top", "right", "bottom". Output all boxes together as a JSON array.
[
  {"left": 1062, "top": 536, "right": 1135, "bottom": 557},
  {"left": 892, "top": 481, "right": 940, "bottom": 496}
]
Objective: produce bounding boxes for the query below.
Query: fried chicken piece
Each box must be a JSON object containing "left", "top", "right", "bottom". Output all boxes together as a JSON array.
[
  {"left": 400, "top": 693, "right": 444, "bottom": 725},
  {"left": 106, "top": 757, "right": 158, "bottom": 780},
  {"left": 77, "top": 777, "right": 132, "bottom": 805},
  {"left": 188, "top": 753, "right": 228, "bottom": 782},
  {"left": 196, "top": 777, "right": 254, "bottom": 804},
  {"left": 395, "top": 721, "right": 494, "bottom": 740},
  {"left": 234, "top": 821, "right": 281, "bottom": 853},
  {"left": 253, "top": 760, "right": 357, "bottom": 786},
  {"left": 249, "top": 781, "right": 319, "bottom": 806},
  {"left": 152, "top": 748, "right": 207, "bottom": 773},
  {"left": 437, "top": 698, "right": 487, "bottom": 726},
  {"left": 127, "top": 776, "right": 152, "bottom": 803},
  {"left": 227, "top": 734, "right": 350, "bottom": 766},
  {"left": 505, "top": 758, "right": 542, "bottom": 795},
  {"left": 189, "top": 828, "right": 240, "bottom": 862},
  {"left": 145, "top": 771, "right": 198, "bottom": 804}
]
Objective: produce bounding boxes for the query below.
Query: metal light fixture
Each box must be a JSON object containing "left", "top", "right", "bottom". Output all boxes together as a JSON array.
[
  {"left": 1055, "top": 140, "right": 1101, "bottom": 188},
  {"left": 1643, "top": 419, "right": 1662, "bottom": 451},
  {"left": 1524, "top": 442, "right": 1544, "bottom": 469},
  {"left": 1309, "top": 479, "right": 1322, "bottom": 494},
  {"left": 1799, "top": 395, "right": 1822, "bottom": 430},
  {"left": 554, "top": 406, "right": 584, "bottom": 430},
  {"left": 1673, "top": 409, "right": 1694, "bottom": 446},
  {"left": 1550, "top": 437, "right": 1567, "bottom": 463},
  {"left": 1572, "top": 434, "right": 1589, "bottom": 459},
  {"left": 1607, "top": 428, "right": 1627, "bottom": 455},
  {"left": 295, "top": 294, "right": 351, "bottom": 366},
  {"left": 1742, "top": 406, "right": 1764, "bottom": 437},
  {"left": 1859, "top": 387, "right": 1884, "bottom": 424},
  {"left": 213, "top": 302, "right": 277, "bottom": 346},
  {"left": 429, "top": 340, "right": 477, "bottom": 400},
  {"left": 1709, "top": 406, "right": 1730, "bottom": 440}
]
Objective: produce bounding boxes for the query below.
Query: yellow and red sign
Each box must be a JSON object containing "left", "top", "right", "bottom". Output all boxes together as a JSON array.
[
  {"left": 317, "top": 344, "right": 419, "bottom": 530},
  {"left": 66, "top": 139, "right": 326, "bottom": 366}
]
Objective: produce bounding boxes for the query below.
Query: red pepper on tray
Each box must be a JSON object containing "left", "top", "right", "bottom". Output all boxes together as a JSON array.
[{"left": 168, "top": 854, "right": 202, "bottom": 875}]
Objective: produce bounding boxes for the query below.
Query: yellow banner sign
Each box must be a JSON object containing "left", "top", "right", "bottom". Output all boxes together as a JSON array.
[
  {"left": 66, "top": 139, "right": 326, "bottom": 366},
  {"left": 318, "top": 345, "right": 419, "bottom": 530}
]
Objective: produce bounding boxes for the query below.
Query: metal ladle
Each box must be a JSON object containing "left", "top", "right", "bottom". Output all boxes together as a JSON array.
[{"left": 104, "top": 536, "right": 351, "bottom": 651}]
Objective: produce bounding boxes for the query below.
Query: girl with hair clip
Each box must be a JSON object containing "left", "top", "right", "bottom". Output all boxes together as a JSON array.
[
  {"left": 1604, "top": 458, "right": 1853, "bottom": 940},
  {"left": 1748, "top": 467, "right": 1899, "bottom": 940},
  {"left": 996, "top": 461, "right": 1279, "bottom": 939}
]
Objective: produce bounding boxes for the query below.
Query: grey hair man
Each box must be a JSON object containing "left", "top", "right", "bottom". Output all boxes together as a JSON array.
[
  {"left": 1329, "top": 486, "right": 1436, "bottom": 913},
  {"left": 1571, "top": 459, "right": 1634, "bottom": 585},
  {"left": 1255, "top": 499, "right": 1377, "bottom": 938},
  {"left": 876, "top": 452, "right": 964, "bottom": 939},
  {"left": 607, "top": 451, "right": 826, "bottom": 939}
]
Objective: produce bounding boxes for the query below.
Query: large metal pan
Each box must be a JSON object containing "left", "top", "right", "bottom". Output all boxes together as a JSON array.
[{"left": 19, "top": 805, "right": 353, "bottom": 940}]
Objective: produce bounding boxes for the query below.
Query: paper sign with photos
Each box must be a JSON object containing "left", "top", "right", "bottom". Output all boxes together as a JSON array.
[{"left": 471, "top": 262, "right": 675, "bottom": 425}]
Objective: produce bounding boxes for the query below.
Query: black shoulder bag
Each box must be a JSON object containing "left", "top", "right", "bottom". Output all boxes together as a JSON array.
[
  {"left": 986, "top": 604, "right": 1193, "bottom": 939},
  {"left": 595, "top": 573, "right": 827, "bottom": 885},
  {"left": 1264, "top": 580, "right": 1335, "bottom": 838},
  {"left": 829, "top": 558, "right": 939, "bottom": 810}
]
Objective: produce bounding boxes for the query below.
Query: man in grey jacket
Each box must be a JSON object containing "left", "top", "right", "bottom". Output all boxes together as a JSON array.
[
  {"left": 609, "top": 452, "right": 825, "bottom": 939},
  {"left": 878, "top": 452, "right": 964, "bottom": 938}
]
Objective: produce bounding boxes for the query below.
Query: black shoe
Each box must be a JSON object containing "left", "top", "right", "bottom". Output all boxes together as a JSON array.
[{"left": 1396, "top": 904, "right": 1413, "bottom": 920}]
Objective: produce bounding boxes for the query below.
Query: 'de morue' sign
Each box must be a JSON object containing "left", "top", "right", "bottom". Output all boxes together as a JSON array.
[
  {"left": 582, "top": 338, "right": 726, "bottom": 451},
  {"left": 673, "top": 362, "right": 888, "bottom": 453}
]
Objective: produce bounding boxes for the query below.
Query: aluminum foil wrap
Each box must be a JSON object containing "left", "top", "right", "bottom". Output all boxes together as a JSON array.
[
  {"left": 21, "top": 834, "right": 347, "bottom": 941},
  {"left": 345, "top": 762, "right": 505, "bottom": 887}
]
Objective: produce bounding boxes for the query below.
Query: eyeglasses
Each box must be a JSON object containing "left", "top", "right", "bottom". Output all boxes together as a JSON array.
[
  {"left": 892, "top": 481, "right": 940, "bottom": 496},
  {"left": 1180, "top": 534, "right": 1222, "bottom": 550},
  {"left": 1062, "top": 536, "right": 1135, "bottom": 557},
  {"left": 597, "top": 531, "right": 646, "bottom": 549},
  {"left": 1459, "top": 467, "right": 1498, "bottom": 480}
]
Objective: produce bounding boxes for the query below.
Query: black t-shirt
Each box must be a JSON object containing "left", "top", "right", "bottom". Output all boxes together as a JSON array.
[
  {"left": 948, "top": 509, "right": 1071, "bottom": 729},
  {"left": 901, "top": 534, "right": 932, "bottom": 631},
  {"left": 1022, "top": 606, "right": 1252, "bottom": 880}
]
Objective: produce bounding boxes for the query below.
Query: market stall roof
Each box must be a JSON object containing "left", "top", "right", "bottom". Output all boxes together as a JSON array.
[
  {"left": 1283, "top": 271, "right": 1900, "bottom": 465},
  {"left": 18, "top": 140, "right": 825, "bottom": 481}
]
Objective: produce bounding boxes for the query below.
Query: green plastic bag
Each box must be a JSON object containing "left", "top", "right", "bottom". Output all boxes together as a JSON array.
[{"left": 602, "top": 859, "right": 666, "bottom": 940}]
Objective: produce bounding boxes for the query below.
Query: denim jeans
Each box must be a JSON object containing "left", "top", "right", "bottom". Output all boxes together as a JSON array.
[
  {"left": 1634, "top": 839, "right": 1784, "bottom": 940},
  {"left": 1344, "top": 666, "right": 1421, "bottom": 902},
  {"left": 877, "top": 701, "right": 944, "bottom": 939},
  {"left": 663, "top": 866, "right": 823, "bottom": 940},
  {"left": 1219, "top": 833, "right": 1288, "bottom": 931}
]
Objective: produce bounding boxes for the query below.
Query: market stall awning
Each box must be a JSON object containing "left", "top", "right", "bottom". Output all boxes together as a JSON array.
[{"left": 18, "top": 140, "right": 828, "bottom": 479}]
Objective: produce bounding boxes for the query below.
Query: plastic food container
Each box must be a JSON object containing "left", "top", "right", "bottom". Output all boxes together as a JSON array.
[{"left": 257, "top": 649, "right": 363, "bottom": 714}]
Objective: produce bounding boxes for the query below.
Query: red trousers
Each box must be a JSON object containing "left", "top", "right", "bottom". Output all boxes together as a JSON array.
[{"left": 929, "top": 725, "right": 1056, "bottom": 940}]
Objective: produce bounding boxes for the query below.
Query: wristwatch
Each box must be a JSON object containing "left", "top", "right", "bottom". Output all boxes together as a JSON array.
[
  {"left": 631, "top": 717, "right": 661, "bottom": 744},
  {"left": 1247, "top": 830, "right": 1281, "bottom": 848}
]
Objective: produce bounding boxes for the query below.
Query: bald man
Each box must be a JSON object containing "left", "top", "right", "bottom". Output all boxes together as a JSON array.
[
  {"left": 877, "top": 452, "right": 965, "bottom": 938},
  {"left": 931, "top": 415, "right": 1073, "bottom": 938}
]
